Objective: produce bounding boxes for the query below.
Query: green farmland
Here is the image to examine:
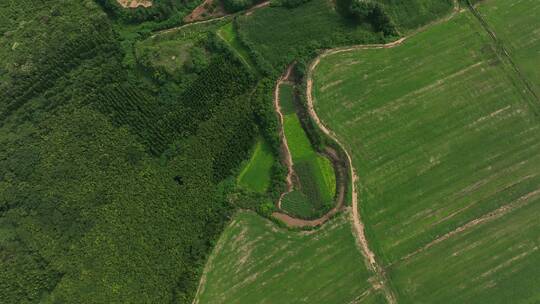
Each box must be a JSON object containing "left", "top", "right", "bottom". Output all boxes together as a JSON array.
[
  {"left": 194, "top": 211, "right": 381, "bottom": 304},
  {"left": 279, "top": 83, "right": 336, "bottom": 219},
  {"left": 313, "top": 0, "right": 540, "bottom": 302},
  {"left": 237, "top": 138, "right": 274, "bottom": 193}
]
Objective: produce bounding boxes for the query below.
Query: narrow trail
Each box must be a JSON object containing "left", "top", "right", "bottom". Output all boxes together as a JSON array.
[{"left": 151, "top": 1, "right": 270, "bottom": 38}]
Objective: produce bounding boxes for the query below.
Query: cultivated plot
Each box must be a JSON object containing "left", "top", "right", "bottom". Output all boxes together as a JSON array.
[
  {"left": 313, "top": 4, "right": 540, "bottom": 303},
  {"left": 194, "top": 211, "right": 378, "bottom": 304}
]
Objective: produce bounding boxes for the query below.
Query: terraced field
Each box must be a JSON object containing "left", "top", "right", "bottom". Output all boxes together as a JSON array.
[
  {"left": 194, "top": 211, "right": 383, "bottom": 304},
  {"left": 312, "top": 0, "right": 540, "bottom": 302}
]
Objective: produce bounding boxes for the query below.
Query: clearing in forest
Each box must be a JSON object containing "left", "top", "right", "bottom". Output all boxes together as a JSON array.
[
  {"left": 194, "top": 211, "right": 385, "bottom": 304},
  {"left": 237, "top": 138, "right": 274, "bottom": 193},
  {"left": 312, "top": 0, "right": 540, "bottom": 302}
]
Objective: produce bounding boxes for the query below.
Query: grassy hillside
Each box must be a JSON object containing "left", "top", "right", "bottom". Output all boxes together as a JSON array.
[
  {"left": 313, "top": 1, "right": 540, "bottom": 302},
  {"left": 195, "top": 211, "right": 379, "bottom": 304}
]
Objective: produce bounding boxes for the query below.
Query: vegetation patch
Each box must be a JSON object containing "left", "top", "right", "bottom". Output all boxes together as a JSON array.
[
  {"left": 237, "top": 138, "right": 275, "bottom": 193},
  {"left": 194, "top": 211, "right": 376, "bottom": 304},
  {"left": 279, "top": 83, "right": 336, "bottom": 219},
  {"left": 374, "top": 0, "right": 454, "bottom": 32}
]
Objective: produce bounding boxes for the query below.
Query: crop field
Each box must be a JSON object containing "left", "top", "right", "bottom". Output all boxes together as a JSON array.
[
  {"left": 194, "top": 211, "right": 381, "bottom": 304},
  {"left": 313, "top": 2, "right": 540, "bottom": 302},
  {"left": 279, "top": 83, "right": 336, "bottom": 218},
  {"left": 237, "top": 138, "right": 274, "bottom": 193}
]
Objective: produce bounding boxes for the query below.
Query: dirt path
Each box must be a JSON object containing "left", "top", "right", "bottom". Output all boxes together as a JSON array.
[
  {"left": 297, "top": 2, "right": 462, "bottom": 302},
  {"left": 398, "top": 188, "right": 540, "bottom": 263},
  {"left": 151, "top": 1, "right": 270, "bottom": 38}
]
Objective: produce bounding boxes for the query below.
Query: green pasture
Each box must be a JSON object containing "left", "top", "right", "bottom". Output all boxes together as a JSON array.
[
  {"left": 313, "top": 2, "right": 540, "bottom": 302},
  {"left": 279, "top": 83, "right": 336, "bottom": 218},
  {"left": 237, "top": 138, "right": 274, "bottom": 193},
  {"left": 195, "top": 211, "right": 375, "bottom": 304}
]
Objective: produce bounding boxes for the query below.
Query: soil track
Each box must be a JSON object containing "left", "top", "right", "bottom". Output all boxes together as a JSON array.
[{"left": 152, "top": 1, "right": 270, "bottom": 38}]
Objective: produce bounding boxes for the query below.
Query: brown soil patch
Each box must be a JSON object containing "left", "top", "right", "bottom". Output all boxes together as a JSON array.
[
  {"left": 184, "top": 0, "right": 226, "bottom": 23},
  {"left": 117, "top": 0, "right": 152, "bottom": 9}
]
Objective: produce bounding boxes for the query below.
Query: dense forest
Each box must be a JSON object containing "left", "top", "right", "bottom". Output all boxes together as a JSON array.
[{"left": 0, "top": 0, "right": 453, "bottom": 302}]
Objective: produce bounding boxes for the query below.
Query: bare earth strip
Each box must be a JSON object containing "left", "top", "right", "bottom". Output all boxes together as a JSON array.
[{"left": 399, "top": 188, "right": 540, "bottom": 262}]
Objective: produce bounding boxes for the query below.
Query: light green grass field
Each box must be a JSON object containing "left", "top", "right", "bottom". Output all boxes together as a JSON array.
[
  {"left": 217, "top": 22, "right": 257, "bottom": 71},
  {"left": 313, "top": 2, "right": 540, "bottom": 302},
  {"left": 237, "top": 138, "right": 274, "bottom": 193},
  {"left": 279, "top": 83, "right": 336, "bottom": 218},
  {"left": 195, "top": 211, "right": 378, "bottom": 304}
]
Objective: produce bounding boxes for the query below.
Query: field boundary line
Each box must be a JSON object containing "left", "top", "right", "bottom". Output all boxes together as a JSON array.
[
  {"left": 465, "top": 0, "right": 539, "bottom": 115},
  {"left": 273, "top": 65, "right": 296, "bottom": 210},
  {"left": 398, "top": 188, "right": 540, "bottom": 264}
]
